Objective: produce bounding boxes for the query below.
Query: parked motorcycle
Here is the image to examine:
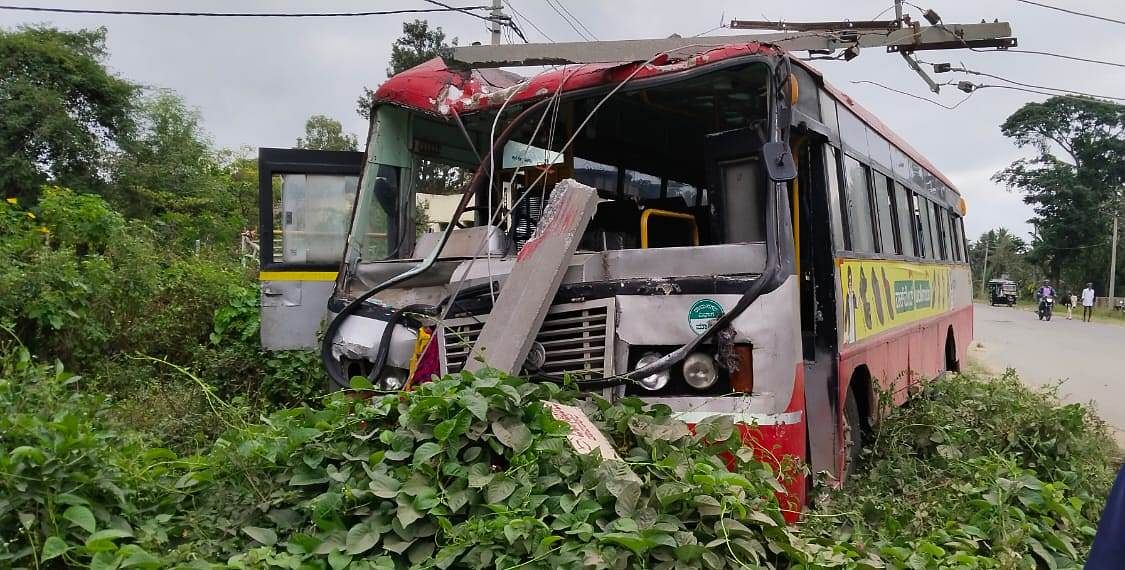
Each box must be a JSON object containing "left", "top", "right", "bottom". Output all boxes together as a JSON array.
[{"left": 1038, "top": 296, "right": 1055, "bottom": 321}]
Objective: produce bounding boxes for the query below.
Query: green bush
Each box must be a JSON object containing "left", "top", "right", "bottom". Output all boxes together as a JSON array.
[
  {"left": 807, "top": 370, "right": 1118, "bottom": 568},
  {"left": 0, "top": 342, "right": 174, "bottom": 568},
  {"left": 2, "top": 343, "right": 1116, "bottom": 569}
]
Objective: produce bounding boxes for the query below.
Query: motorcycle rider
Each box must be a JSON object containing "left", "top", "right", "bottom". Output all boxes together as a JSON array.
[{"left": 1037, "top": 280, "right": 1056, "bottom": 319}]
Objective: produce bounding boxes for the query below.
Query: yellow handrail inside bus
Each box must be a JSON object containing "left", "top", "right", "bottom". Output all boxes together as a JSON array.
[
  {"left": 640, "top": 209, "right": 699, "bottom": 249},
  {"left": 791, "top": 137, "right": 805, "bottom": 277}
]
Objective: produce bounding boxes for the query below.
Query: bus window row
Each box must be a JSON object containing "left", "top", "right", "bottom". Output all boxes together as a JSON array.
[{"left": 824, "top": 144, "right": 967, "bottom": 263}]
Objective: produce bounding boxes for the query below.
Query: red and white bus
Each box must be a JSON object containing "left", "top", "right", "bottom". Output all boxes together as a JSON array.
[{"left": 257, "top": 40, "right": 972, "bottom": 518}]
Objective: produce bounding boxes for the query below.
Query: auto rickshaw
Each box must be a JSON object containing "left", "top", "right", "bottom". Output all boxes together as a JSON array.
[{"left": 987, "top": 278, "right": 1018, "bottom": 306}]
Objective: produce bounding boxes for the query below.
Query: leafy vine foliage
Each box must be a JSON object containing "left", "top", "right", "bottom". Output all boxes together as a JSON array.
[{"left": 2, "top": 340, "right": 1116, "bottom": 568}]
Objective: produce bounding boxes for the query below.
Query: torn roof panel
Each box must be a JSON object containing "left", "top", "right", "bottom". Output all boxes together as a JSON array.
[{"left": 372, "top": 43, "right": 783, "bottom": 117}]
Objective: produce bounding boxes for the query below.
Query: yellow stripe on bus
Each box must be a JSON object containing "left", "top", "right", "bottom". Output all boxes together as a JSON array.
[{"left": 258, "top": 271, "right": 338, "bottom": 282}]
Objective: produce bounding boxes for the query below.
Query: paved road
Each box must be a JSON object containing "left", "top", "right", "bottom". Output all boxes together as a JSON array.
[{"left": 971, "top": 302, "right": 1125, "bottom": 445}]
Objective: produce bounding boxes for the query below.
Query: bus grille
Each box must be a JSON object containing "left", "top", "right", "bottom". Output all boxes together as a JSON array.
[{"left": 441, "top": 299, "right": 616, "bottom": 379}]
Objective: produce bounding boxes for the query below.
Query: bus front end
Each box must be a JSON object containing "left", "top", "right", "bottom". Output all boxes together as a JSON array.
[{"left": 324, "top": 45, "right": 810, "bottom": 514}]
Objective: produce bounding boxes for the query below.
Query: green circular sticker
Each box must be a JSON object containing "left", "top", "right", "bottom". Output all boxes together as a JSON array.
[{"left": 688, "top": 299, "right": 724, "bottom": 334}]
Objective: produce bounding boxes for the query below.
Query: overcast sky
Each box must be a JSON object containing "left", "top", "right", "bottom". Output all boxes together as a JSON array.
[{"left": 3, "top": 0, "right": 1123, "bottom": 240}]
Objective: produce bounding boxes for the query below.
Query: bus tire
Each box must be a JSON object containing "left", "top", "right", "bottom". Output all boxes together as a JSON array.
[
  {"left": 842, "top": 390, "right": 863, "bottom": 480},
  {"left": 944, "top": 330, "right": 959, "bottom": 373}
]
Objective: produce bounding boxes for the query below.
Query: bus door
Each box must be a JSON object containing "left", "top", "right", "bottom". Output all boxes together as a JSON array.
[
  {"left": 257, "top": 148, "right": 364, "bottom": 350},
  {"left": 794, "top": 139, "right": 841, "bottom": 477}
]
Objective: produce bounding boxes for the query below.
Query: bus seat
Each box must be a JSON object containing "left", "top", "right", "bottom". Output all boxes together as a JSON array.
[{"left": 581, "top": 198, "right": 640, "bottom": 251}]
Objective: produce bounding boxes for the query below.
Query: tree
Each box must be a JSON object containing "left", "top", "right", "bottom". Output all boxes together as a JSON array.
[
  {"left": 110, "top": 91, "right": 245, "bottom": 246},
  {"left": 969, "top": 228, "right": 1037, "bottom": 295},
  {"left": 993, "top": 96, "right": 1125, "bottom": 290},
  {"left": 356, "top": 20, "right": 456, "bottom": 120},
  {"left": 0, "top": 26, "right": 137, "bottom": 202},
  {"left": 296, "top": 114, "right": 358, "bottom": 151}
]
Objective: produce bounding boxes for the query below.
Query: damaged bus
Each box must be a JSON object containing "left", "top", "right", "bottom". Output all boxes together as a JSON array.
[{"left": 257, "top": 41, "right": 972, "bottom": 514}]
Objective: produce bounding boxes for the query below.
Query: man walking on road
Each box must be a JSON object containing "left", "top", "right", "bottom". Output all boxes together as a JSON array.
[
  {"left": 1082, "top": 283, "right": 1096, "bottom": 322},
  {"left": 1067, "top": 291, "right": 1077, "bottom": 320}
]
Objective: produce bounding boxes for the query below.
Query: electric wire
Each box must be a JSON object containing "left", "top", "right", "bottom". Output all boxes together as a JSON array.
[
  {"left": 851, "top": 80, "right": 975, "bottom": 109},
  {"left": 969, "top": 83, "right": 1125, "bottom": 103},
  {"left": 0, "top": 3, "right": 492, "bottom": 17},
  {"left": 420, "top": 0, "right": 502, "bottom": 23},
  {"left": 1010, "top": 0, "right": 1125, "bottom": 26},
  {"left": 544, "top": 0, "right": 593, "bottom": 41},
  {"left": 909, "top": 7, "right": 1125, "bottom": 69},
  {"left": 988, "top": 49, "right": 1125, "bottom": 69},
  {"left": 947, "top": 67, "right": 1125, "bottom": 102},
  {"left": 552, "top": 0, "right": 598, "bottom": 40},
  {"left": 503, "top": 0, "right": 554, "bottom": 42}
]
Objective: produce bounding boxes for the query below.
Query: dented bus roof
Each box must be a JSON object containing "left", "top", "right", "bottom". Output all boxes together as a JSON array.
[{"left": 370, "top": 42, "right": 959, "bottom": 195}]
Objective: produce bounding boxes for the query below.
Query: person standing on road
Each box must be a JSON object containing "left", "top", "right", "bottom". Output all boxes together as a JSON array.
[
  {"left": 1067, "top": 291, "right": 1077, "bottom": 320},
  {"left": 1082, "top": 282, "right": 1096, "bottom": 322}
]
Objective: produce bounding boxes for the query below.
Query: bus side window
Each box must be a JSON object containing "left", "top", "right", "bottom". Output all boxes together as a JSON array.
[
  {"left": 824, "top": 145, "right": 847, "bottom": 250},
  {"left": 913, "top": 192, "right": 931, "bottom": 258},
  {"left": 933, "top": 202, "right": 949, "bottom": 260},
  {"left": 943, "top": 209, "right": 959, "bottom": 261},
  {"left": 874, "top": 174, "right": 898, "bottom": 255},
  {"left": 951, "top": 214, "right": 965, "bottom": 261},
  {"left": 954, "top": 215, "right": 968, "bottom": 261},
  {"left": 894, "top": 183, "right": 916, "bottom": 257},
  {"left": 842, "top": 154, "right": 876, "bottom": 253},
  {"left": 922, "top": 197, "right": 940, "bottom": 257}
]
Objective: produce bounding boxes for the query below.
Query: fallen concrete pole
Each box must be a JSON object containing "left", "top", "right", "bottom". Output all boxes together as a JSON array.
[{"left": 465, "top": 179, "right": 599, "bottom": 374}]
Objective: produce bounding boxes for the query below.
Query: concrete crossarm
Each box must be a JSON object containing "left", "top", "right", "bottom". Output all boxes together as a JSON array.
[{"left": 450, "top": 22, "right": 1013, "bottom": 68}]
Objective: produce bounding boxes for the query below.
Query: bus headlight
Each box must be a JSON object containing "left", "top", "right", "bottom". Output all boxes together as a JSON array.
[
  {"left": 380, "top": 371, "right": 405, "bottom": 391},
  {"left": 683, "top": 353, "right": 718, "bottom": 390},
  {"left": 635, "top": 352, "right": 670, "bottom": 391}
]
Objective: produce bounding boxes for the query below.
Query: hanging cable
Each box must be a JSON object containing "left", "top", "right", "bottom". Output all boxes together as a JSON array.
[
  {"left": 987, "top": 49, "right": 1125, "bottom": 69},
  {"left": 852, "top": 80, "right": 975, "bottom": 109},
  {"left": 0, "top": 3, "right": 492, "bottom": 17},
  {"left": 544, "top": 0, "right": 593, "bottom": 41},
  {"left": 553, "top": 1, "right": 598, "bottom": 40},
  {"left": 504, "top": 0, "right": 554, "bottom": 42},
  {"left": 1010, "top": 0, "right": 1125, "bottom": 26},
  {"left": 941, "top": 67, "right": 1125, "bottom": 102},
  {"left": 905, "top": 4, "right": 1124, "bottom": 68},
  {"left": 965, "top": 83, "right": 1125, "bottom": 103},
  {"left": 420, "top": 0, "right": 502, "bottom": 23}
]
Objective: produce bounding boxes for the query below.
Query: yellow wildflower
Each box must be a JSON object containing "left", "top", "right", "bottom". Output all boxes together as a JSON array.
[
  {"left": 26, "top": 212, "right": 36, "bottom": 219},
  {"left": 5, "top": 197, "right": 16, "bottom": 205}
]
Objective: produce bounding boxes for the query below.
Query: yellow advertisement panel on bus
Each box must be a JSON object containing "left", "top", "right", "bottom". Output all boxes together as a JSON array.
[{"left": 838, "top": 259, "right": 956, "bottom": 344}]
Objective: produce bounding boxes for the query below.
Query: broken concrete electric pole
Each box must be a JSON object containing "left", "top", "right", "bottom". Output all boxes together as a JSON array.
[{"left": 464, "top": 180, "right": 599, "bottom": 375}]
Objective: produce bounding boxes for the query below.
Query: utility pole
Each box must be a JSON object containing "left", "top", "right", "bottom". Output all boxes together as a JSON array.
[
  {"left": 980, "top": 237, "right": 990, "bottom": 299},
  {"left": 490, "top": 0, "right": 502, "bottom": 46},
  {"left": 1110, "top": 206, "right": 1119, "bottom": 304},
  {"left": 452, "top": 21, "right": 1015, "bottom": 68}
]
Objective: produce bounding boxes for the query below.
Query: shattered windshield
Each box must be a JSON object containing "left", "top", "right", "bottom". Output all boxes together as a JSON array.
[{"left": 345, "top": 61, "right": 773, "bottom": 267}]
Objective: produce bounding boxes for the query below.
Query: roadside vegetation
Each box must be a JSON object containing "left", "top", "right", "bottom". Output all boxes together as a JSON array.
[{"left": 0, "top": 21, "right": 1120, "bottom": 570}]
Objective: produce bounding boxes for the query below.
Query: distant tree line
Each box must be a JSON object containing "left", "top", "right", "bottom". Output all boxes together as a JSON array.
[{"left": 978, "top": 96, "right": 1124, "bottom": 297}]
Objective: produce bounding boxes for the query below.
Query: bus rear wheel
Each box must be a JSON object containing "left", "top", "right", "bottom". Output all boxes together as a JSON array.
[{"left": 842, "top": 390, "right": 863, "bottom": 480}]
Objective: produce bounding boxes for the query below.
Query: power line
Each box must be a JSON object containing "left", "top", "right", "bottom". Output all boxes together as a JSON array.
[
  {"left": 544, "top": 0, "right": 593, "bottom": 41},
  {"left": 0, "top": 3, "right": 492, "bottom": 18},
  {"left": 503, "top": 0, "right": 554, "bottom": 42},
  {"left": 969, "top": 82, "right": 1125, "bottom": 103},
  {"left": 1011, "top": 0, "right": 1125, "bottom": 26},
  {"left": 420, "top": 0, "right": 504, "bottom": 23},
  {"left": 994, "top": 49, "right": 1125, "bottom": 69},
  {"left": 946, "top": 67, "right": 1125, "bottom": 102},
  {"left": 553, "top": 1, "right": 598, "bottom": 40},
  {"left": 852, "top": 80, "right": 975, "bottom": 109}
]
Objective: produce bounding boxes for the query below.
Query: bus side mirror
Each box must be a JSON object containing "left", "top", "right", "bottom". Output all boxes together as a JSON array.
[{"left": 762, "top": 141, "right": 797, "bottom": 182}]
